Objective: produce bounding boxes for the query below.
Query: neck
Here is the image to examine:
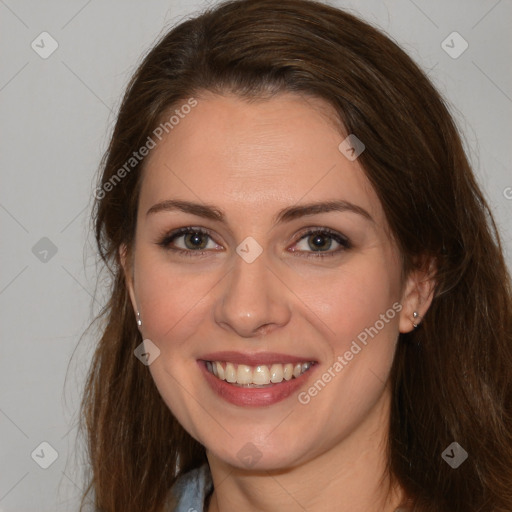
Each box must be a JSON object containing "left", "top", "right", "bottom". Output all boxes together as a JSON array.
[{"left": 206, "top": 387, "right": 407, "bottom": 512}]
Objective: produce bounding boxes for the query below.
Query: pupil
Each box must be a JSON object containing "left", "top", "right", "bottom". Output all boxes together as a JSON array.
[
  {"left": 185, "top": 232, "right": 207, "bottom": 249},
  {"left": 309, "top": 234, "right": 331, "bottom": 251}
]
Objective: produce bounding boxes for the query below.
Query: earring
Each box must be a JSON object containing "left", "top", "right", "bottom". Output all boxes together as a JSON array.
[
  {"left": 137, "top": 311, "right": 142, "bottom": 327},
  {"left": 412, "top": 311, "right": 421, "bottom": 328}
]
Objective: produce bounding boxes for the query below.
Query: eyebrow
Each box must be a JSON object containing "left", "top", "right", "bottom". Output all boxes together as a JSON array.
[{"left": 146, "top": 199, "right": 374, "bottom": 224}]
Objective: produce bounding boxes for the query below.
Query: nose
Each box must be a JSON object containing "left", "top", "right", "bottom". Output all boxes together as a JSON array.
[{"left": 213, "top": 250, "right": 292, "bottom": 338}]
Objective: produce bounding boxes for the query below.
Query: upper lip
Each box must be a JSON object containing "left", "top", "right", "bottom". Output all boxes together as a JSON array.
[{"left": 199, "top": 351, "right": 317, "bottom": 366}]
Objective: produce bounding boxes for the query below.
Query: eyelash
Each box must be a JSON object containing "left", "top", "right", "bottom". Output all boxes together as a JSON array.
[{"left": 156, "top": 226, "right": 351, "bottom": 258}]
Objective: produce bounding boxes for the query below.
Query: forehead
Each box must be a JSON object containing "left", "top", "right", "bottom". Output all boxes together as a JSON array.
[{"left": 138, "top": 93, "right": 383, "bottom": 224}]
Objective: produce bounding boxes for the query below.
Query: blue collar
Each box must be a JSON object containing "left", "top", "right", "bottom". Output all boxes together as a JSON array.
[{"left": 169, "top": 463, "right": 213, "bottom": 512}]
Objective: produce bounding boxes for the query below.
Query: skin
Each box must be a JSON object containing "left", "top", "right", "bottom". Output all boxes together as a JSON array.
[{"left": 121, "top": 93, "right": 435, "bottom": 511}]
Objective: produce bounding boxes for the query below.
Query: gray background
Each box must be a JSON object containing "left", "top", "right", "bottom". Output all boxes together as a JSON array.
[{"left": 0, "top": 1, "right": 510, "bottom": 511}]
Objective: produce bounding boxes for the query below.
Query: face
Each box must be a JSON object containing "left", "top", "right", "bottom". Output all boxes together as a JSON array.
[{"left": 122, "top": 92, "right": 428, "bottom": 471}]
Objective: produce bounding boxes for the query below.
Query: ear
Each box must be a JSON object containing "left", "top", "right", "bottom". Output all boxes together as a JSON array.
[
  {"left": 398, "top": 258, "right": 436, "bottom": 333},
  {"left": 119, "top": 243, "right": 138, "bottom": 318}
]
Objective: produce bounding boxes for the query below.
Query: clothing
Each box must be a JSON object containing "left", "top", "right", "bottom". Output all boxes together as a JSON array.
[{"left": 168, "top": 464, "right": 213, "bottom": 512}]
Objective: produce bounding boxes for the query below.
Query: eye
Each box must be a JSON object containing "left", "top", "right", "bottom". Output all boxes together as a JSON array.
[
  {"left": 290, "top": 228, "right": 351, "bottom": 257},
  {"left": 157, "top": 227, "right": 350, "bottom": 258},
  {"left": 157, "top": 227, "right": 222, "bottom": 255}
]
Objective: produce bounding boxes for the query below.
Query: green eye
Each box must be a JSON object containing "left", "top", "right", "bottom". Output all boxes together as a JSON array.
[
  {"left": 291, "top": 229, "right": 351, "bottom": 257},
  {"left": 182, "top": 231, "right": 210, "bottom": 250},
  {"left": 158, "top": 227, "right": 221, "bottom": 254}
]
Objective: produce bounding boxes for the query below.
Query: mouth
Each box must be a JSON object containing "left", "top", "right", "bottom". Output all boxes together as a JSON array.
[
  {"left": 198, "top": 352, "right": 317, "bottom": 406},
  {"left": 204, "top": 360, "right": 315, "bottom": 387}
]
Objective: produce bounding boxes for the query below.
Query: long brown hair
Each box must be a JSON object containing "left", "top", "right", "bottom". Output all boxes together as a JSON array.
[{"left": 80, "top": 1, "right": 512, "bottom": 510}]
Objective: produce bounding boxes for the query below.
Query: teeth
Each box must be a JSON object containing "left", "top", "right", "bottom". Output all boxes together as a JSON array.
[
  {"left": 269, "top": 364, "right": 283, "bottom": 383},
  {"left": 225, "top": 362, "right": 237, "bottom": 383},
  {"left": 237, "top": 364, "right": 253, "bottom": 385},
  {"left": 253, "top": 365, "right": 270, "bottom": 385},
  {"left": 206, "top": 360, "right": 313, "bottom": 386},
  {"left": 215, "top": 361, "right": 225, "bottom": 380},
  {"left": 283, "top": 363, "right": 293, "bottom": 381}
]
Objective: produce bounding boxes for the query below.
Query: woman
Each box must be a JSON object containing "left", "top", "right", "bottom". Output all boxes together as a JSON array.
[{"left": 81, "top": 0, "right": 512, "bottom": 511}]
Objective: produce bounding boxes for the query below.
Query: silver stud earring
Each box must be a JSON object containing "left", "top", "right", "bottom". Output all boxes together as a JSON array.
[
  {"left": 137, "top": 311, "right": 142, "bottom": 327},
  {"left": 412, "top": 311, "right": 421, "bottom": 328}
]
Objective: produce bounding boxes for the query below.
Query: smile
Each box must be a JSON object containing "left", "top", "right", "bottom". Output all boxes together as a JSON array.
[{"left": 205, "top": 361, "right": 314, "bottom": 387}]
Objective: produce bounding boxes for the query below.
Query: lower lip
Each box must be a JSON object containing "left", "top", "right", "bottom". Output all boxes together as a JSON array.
[{"left": 198, "top": 361, "right": 315, "bottom": 407}]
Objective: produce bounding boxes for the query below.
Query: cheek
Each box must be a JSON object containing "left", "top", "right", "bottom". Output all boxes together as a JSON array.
[
  {"left": 296, "top": 264, "right": 401, "bottom": 440},
  {"left": 133, "top": 253, "right": 220, "bottom": 348},
  {"left": 290, "top": 253, "right": 401, "bottom": 350}
]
